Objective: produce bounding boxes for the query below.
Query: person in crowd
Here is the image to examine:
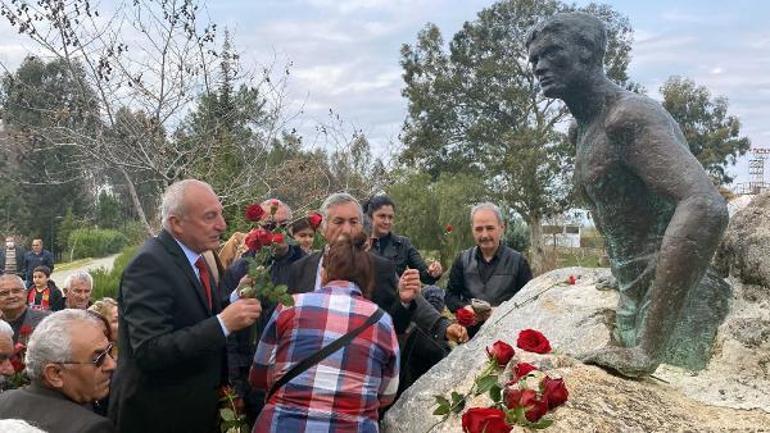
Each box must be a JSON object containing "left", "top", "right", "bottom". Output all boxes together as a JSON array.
[
  {"left": 0, "top": 320, "right": 16, "bottom": 391},
  {"left": 445, "top": 202, "right": 532, "bottom": 337},
  {"left": 288, "top": 193, "right": 468, "bottom": 394},
  {"left": 0, "top": 310, "right": 115, "bottom": 433},
  {"left": 23, "top": 239, "right": 54, "bottom": 287},
  {"left": 0, "top": 275, "right": 48, "bottom": 343},
  {"left": 63, "top": 271, "right": 94, "bottom": 310},
  {"left": 0, "top": 309, "right": 117, "bottom": 433},
  {"left": 221, "top": 199, "right": 306, "bottom": 426},
  {"left": 289, "top": 217, "right": 316, "bottom": 254},
  {"left": 88, "top": 298, "right": 119, "bottom": 347},
  {"left": 251, "top": 232, "right": 400, "bottom": 432},
  {"left": 365, "top": 195, "right": 444, "bottom": 285},
  {"left": 218, "top": 231, "right": 247, "bottom": 271},
  {"left": 108, "top": 179, "right": 262, "bottom": 433},
  {"left": 0, "top": 236, "right": 26, "bottom": 279},
  {"left": 27, "top": 266, "right": 64, "bottom": 312}
]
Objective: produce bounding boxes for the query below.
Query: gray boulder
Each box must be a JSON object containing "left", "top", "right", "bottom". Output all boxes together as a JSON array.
[
  {"left": 715, "top": 191, "right": 770, "bottom": 288},
  {"left": 383, "top": 267, "right": 770, "bottom": 432}
]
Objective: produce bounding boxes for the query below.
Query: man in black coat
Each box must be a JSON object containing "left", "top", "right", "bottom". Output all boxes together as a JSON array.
[
  {"left": 108, "top": 179, "right": 263, "bottom": 433},
  {"left": 0, "top": 309, "right": 116, "bottom": 433},
  {"left": 287, "top": 193, "right": 468, "bottom": 395}
]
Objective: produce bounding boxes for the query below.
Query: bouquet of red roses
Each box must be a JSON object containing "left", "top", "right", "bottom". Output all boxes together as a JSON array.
[{"left": 235, "top": 201, "right": 296, "bottom": 307}]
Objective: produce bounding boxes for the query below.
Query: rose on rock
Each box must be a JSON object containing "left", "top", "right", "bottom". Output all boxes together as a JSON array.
[
  {"left": 504, "top": 388, "right": 549, "bottom": 422},
  {"left": 517, "top": 329, "right": 552, "bottom": 354},
  {"left": 461, "top": 407, "right": 511, "bottom": 433},
  {"left": 486, "top": 340, "right": 515, "bottom": 367},
  {"left": 542, "top": 376, "right": 569, "bottom": 409},
  {"left": 510, "top": 362, "right": 539, "bottom": 382}
]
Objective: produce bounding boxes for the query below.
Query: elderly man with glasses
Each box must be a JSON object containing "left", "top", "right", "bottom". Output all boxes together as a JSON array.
[
  {"left": 0, "top": 275, "right": 48, "bottom": 343},
  {"left": 0, "top": 309, "right": 117, "bottom": 432}
]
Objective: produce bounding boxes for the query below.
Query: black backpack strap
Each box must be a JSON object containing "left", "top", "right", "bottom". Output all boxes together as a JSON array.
[{"left": 266, "top": 308, "right": 385, "bottom": 403}]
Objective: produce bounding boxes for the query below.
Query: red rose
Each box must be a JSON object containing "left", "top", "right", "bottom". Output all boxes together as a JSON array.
[
  {"left": 511, "top": 362, "right": 539, "bottom": 382},
  {"left": 455, "top": 308, "right": 476, "bottom": 327},
  {"left": 567, "top": 275, "right": 576, "bottom": 285},
  {"left": 504, "top": 388, "right": 548, "bottom": 422},
  {"left": 257, "top": 229, "right": 274, "bottom": 246},
  {"left": 271, "top": 199, "right": 280, "bottom": 208},
  {"left": 461, "top": 407, "right": 511, "bottom": 433},
  {"left": 486, "top": 340, "right": 515, "bottom": 367},
  {"left": 445, "top": 224, "right": 454, "bottom": 233},
  {"left": 244, "top": 230, "right": 263, "bottom": 252},
  {"left": 272, "top": 233, "right": 285, "bottom": 244},
  {"left": 308, "top": 212, "right": 323, "bottom": 230},
  {"left": 542, "top": 376, "right": 569, "bottom": 409},
  {"left": 19, "top": 325, "right": 32, "bottom": 336},
  {"left": 244, "top": 203, "right": 266, "bottom": 222},
  {"left": 517, "top": 329, "right": 552, "bottom": 354}
]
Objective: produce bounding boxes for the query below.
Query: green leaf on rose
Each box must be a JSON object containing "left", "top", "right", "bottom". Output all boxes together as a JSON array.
[
  {"left": 529, "top": 418, "right": 554, "bottom": 429},
  {"left": 220, "top": 408, "right": 235, "bottom": 422},
  {"left": 489, "top": 383, "right": 502, "bottom": 403},
  {"left": 475, "top": 375, "right": 499, "bottom": 394},
  {"left": 433, "top": 403, "right": 451, "bottom": 416},
  {"left": 434, "top": 395, "right": 450, "bottom": 407}
]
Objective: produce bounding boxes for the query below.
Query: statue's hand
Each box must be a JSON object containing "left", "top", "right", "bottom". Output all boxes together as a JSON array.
[{"left": 579, "top": 345, "right": 659, "bottom": 378}]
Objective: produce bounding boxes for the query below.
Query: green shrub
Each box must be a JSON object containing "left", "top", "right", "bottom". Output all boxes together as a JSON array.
[
  {"left": 91, "top": 245, "right": 139, "bottom": 300},
  {"left": 68, "top": 228, "right": 129, "bottom": 260}
]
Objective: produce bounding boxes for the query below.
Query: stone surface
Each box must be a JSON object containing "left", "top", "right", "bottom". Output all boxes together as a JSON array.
[
  {"left": 382, "top": 267, "right": 770, "bottom": 432},
  {"left": 715, "top": 191, "right": 770, "bottom": 288}
]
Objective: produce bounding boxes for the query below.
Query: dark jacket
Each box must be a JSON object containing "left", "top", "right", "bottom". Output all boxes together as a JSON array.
[
  {"left": 221, "top": 244, "right": 305, "bottom": 424},
  {"left": 372, "top": 233, "right": 438, "bottom": 285},
  {"left": 23, "top": 249, "right": 55, "bottom": 281},
  {"left": 109, "top": 230, "right": 227, "bottom": 433},
  {"left": 0, "top": 383, "right": 116, "bottom": 433},
  {"left": 287, "top": 251, "right": 449, "bottom": 340},
  {"left": 0, "top": 246, "right": 26, "bottom": 277},
  {"left": 8, "top": 308, "right": 50, "bottom": 343}
]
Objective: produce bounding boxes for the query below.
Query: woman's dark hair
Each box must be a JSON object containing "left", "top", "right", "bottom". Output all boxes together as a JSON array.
[
  {"left": 323, "top": 232, "right": 374, "bottom": 298},
  {"left": 32, "top": 266, "right": 51, "bottom": 277},
  {"left": 363, "top": 194, "right": 395, "bottom": 217},
  {"left": 290, "top": 217, "right": 312, "bottom": 235}
]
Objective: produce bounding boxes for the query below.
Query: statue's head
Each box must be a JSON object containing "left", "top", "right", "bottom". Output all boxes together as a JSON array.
[{"left": 526, "top": 12, "right": 607, "bottom": 98}]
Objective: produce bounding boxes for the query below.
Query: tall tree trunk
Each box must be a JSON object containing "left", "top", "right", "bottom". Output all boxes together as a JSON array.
[
  {"left": 121, "top": 169, "right": 155, "bottom": 237},
  {"left": 527, "top": 215, "right": 547, "bottom": 276}
]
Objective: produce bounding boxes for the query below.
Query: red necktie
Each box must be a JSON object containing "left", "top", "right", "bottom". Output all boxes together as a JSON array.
[{"left": 195, "top": 257, "right": 213, "bottom": 310}]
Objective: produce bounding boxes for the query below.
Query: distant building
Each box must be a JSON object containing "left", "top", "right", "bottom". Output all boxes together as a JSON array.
[{"left": 542, "top": 224, "right": 581, "bottom": 248}]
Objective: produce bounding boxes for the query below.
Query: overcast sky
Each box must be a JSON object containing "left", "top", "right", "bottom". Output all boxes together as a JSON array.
[{"left": 1, "top": 0, "right": 767, "bottom": 186}]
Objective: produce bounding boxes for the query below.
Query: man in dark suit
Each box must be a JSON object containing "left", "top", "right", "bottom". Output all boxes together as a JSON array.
[
  {"left": 109, "top": 179, "right": 263, "bottom": 433},
  {"left": 0, "top": 309, "right": 116, "bottom": 433},
  {"left": 287, "top": 193, "right": 468, "bottom": 390}
]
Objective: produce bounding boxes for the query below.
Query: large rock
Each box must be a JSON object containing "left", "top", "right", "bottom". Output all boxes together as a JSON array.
[
  {"left": 382, "top": 267, "right": 770, "bottom": 432},
  {"left": 715, "top": 191, "right": 770, "bottom": 288}
]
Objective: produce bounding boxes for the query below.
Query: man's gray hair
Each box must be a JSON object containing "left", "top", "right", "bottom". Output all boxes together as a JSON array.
[
  {"left": 260, "top": 199, "right": 293, "bottom": 220},
  {"left": 25, "top": 309, "right": 102, "bottom": 381},
  {"left": 0, "top": 274, "right": 25, "bottom": 289},
  {"left": 470, "top": 202, "right": 504, "bottom": 225},
  {"left": 0, "top": 320, "right": 13, "bottom": 340},
  {"left": 63, "top": 271, "right": 93, "bottom": 291},
  {"left": 320, "top": 193, "right": 363, "bottom": 228},
  {"left": 0, "top": 419, "right": 49, "bottom": 433},
  {"left": 160, "top": 179, "right": 215, "bottom": 231}
]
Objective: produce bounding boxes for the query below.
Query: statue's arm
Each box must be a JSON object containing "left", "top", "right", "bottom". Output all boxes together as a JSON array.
[{"left": 607, "top": 99, "right": 728, "bottom": 354}]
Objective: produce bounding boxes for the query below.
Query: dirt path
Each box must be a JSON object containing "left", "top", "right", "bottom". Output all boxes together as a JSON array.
[{"left": 50, "top": 254, "right": 119, "bottom": 287}]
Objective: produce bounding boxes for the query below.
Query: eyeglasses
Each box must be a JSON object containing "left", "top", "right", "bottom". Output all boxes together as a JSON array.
[{"left": 59, "top": 343, "right": 114, "bottom": 368}]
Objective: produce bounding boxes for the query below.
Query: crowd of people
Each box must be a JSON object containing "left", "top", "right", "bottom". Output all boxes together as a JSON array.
[{"left": 0, "top": 178, "right": 532, "bottom": 433}]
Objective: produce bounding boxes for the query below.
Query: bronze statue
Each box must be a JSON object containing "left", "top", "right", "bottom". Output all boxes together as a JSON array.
[{"left": 526, "top": 13, "right": 730, "bottom": 377}]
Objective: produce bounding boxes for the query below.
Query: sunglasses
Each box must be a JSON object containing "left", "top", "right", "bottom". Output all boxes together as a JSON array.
[{"left": 59, "top": 342, "right": 114, "bottom": 368}]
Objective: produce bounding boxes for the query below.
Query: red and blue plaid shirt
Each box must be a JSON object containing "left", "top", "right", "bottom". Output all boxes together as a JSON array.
[{"left": 249, "top": 280, "right": 400, "bottom": 433}]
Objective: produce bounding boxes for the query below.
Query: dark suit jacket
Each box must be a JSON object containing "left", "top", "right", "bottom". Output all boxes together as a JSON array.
[
  {"left": 109, "top": 230, "right": 226, "bottom": 433},
  {"left": 287, "top": 251, "right": 446, "bottom": 337},
  {"left": 0, "top": 383, "right": 115, "bottom": 433}
]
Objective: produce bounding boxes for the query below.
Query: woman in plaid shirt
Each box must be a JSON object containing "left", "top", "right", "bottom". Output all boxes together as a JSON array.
[{"left": 249, "top": 233, "right": 400, "bottom": 433}]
